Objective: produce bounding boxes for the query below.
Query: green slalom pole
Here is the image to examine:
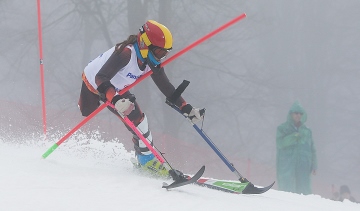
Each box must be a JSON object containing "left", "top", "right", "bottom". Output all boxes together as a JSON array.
[{"left": 42, "top": 103, "right": 108, "bottom": 158}]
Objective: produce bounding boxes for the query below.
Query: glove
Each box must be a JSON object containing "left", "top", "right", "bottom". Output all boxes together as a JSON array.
[
  {"left": 97, "top": 81, "right": 116, "bottom": 102},
  {"left": 111, "top": 95, "right": 135, "bottom": 116},
  {"left": 181, "top": 104, "right": 204, "bottom": 124},
  {"left": 293, "top": 132, "right": 301, "bottom": 141}
]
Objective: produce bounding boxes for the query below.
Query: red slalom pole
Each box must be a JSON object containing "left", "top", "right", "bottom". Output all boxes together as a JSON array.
[
  {"left": 42, "top": 13, "right": 247, "bottom": 158},
  {"left": 105, "top": 101, "right": 166, "bottom": 163},
  {"left": 37, "top": 0, "right": 47, "bottom": 137},
  {"left": 121, "top": 13, "right": 247, "bottom": 93}
]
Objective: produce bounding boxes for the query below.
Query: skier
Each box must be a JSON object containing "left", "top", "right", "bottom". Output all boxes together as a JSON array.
[{"left": 78, "top": 20, "right": 204, "bottom": 177}]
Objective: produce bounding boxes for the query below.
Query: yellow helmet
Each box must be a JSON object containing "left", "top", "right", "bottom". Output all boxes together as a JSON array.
[{"left": 137, "top": 20, "right": 172, "bottom": 64}]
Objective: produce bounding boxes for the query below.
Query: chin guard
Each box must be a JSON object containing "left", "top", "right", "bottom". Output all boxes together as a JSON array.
[{"left": 146, "top": 57, "right": 162, "bottom": 73}]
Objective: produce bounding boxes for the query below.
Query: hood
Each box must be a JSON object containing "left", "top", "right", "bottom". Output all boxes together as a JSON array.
[{"left": 287, "top": 101, "right": 307, "bottom": 124}]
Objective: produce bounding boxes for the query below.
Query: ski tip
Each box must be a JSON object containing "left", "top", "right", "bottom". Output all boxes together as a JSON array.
[
  {"left": 199, "top": 165, "right": 206, "bottom": 173},
  {"left": 242, "top": 181, "right": 275, "bottom": 194}
]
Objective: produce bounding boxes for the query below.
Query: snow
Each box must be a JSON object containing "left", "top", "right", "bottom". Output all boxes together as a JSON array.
[{"left": 0, "top": 134, "right": 359, "bottom": 211}]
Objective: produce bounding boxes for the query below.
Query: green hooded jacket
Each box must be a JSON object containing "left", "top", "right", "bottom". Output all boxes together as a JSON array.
[{"left": 276, "top": 101, "right": 317, "bottom": 194}]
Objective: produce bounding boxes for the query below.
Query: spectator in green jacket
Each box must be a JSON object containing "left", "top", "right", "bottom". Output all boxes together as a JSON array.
[{"left": 276, "top": 101, "right": 317, "bottom": 195}]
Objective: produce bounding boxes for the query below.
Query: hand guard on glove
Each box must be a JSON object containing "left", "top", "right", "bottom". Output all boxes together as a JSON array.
[
  {"left": 181, "top": 104, "right": 204, "bottom": 124},
  {"left": 111, "top": 95, "right": 135, "bottom": 116},
  {"left": 97, "top": 81, "right": 135, "bottom": 116}
]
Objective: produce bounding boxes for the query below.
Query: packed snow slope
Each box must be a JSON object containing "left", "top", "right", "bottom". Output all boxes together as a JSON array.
[{"left": 0, "top": 135, "right": 358, "bottom": 211}]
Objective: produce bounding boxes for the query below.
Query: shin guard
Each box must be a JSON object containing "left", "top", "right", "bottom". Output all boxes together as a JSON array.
[{"left": 133, "top": 114, "right": 153, "bottom": 156}]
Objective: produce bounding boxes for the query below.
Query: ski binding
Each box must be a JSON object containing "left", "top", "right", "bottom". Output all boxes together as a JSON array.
[{"left": 162, "top": 166, "right": 205, "bottom": 190}]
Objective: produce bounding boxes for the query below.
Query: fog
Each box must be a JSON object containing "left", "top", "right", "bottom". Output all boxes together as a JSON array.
[{"left": 1, "top": 0, "right": 359, "bottom": 200}]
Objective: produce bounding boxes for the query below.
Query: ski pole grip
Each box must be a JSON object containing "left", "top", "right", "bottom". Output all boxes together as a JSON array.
[
  {"left": 166, "top": 80, "right": 190, "bottom": 106},
  {"left": 200, "top": 108, "right": 206, "bottom": 116}
]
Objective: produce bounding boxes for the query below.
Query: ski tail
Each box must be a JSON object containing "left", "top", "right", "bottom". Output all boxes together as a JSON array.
[{"left": 242, "top": 181, "right": 275, "bottom": 194}]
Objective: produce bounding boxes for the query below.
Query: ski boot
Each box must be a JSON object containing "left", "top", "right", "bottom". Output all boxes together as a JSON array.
[{"left": 136, "top": 153, "right": 170, "bottom": 178}]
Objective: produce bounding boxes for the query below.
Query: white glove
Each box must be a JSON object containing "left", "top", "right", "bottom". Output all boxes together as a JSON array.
[
  {"left": 114, "top": 98, "right": 135, "bottom": 116},
  {"left": 181, "top": 104, "right": 204, "bottom": 124}
]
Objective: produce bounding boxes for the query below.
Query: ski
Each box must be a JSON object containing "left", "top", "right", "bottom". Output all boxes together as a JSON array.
[
  {"left": 132, "top": 157, "right": 272, "bottom": 194},
  {"left": 162, "top": 165, "right": 205, "bottom": 190},
  {"left": 192, "top": 177, "right": 275, "bottom": 194}
]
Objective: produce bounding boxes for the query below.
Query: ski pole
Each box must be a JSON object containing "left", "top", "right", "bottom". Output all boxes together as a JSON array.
[{"left": 42, "top": 13, "right": 247, "bottom": 159}]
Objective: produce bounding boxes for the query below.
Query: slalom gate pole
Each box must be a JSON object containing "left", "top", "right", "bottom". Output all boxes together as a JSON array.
[
  {"left": 105, "top": 102, "right": 166, "bottom": 163},
  {"left": 37, "top": 0, "right": 47, "bottom": 137},
  {"left": 42, "top": 13, "right": 247, "bottom": 159},
  {"left": 115, "top": 13, "right": 247, "bottom": 93},
  {"left": 42, "top": 103, "right": 108, "bottom": 158}
]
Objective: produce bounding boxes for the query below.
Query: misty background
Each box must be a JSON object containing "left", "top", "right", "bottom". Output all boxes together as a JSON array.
[{"left": 1, "top": 0, "right": 359, "bottom": 199}]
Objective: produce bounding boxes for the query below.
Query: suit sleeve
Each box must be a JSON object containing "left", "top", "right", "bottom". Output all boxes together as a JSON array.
[{"left": 151, "top": 67, "right": 186, "bottom": 108}]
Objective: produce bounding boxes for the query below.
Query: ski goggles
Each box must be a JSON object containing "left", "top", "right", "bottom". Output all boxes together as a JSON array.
[{"left": 149, "top": 46, "right": 172, "bottom": 61}]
